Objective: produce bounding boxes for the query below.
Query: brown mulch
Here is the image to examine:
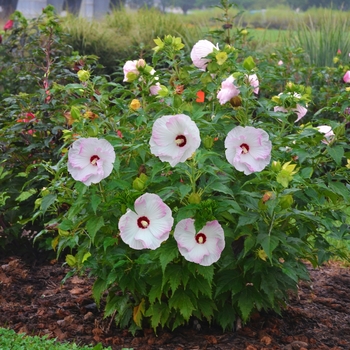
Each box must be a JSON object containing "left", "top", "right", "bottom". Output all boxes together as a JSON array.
[{"left": 1, "top": 249, "right": 350, "bottom": 350}]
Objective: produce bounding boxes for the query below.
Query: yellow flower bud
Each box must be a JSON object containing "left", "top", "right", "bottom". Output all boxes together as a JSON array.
[
  {"left": 77, "top": 69, "right": 90, "bottom": 82},
  {"left": 130, "top": 99, "right": 141, "bottom": 111}
]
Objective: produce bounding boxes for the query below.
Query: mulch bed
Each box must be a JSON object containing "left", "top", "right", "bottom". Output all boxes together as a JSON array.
[{"left": 1, "top": 248, "right": 350, "bottom": 350}]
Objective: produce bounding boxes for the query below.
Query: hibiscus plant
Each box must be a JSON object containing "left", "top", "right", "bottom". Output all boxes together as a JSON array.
[{"left": 1, "top": 1, "right": 350, "bottom": 334}]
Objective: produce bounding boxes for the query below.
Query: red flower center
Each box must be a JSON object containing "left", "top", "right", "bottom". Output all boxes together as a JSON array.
[
  {"left": 195, "top": 233, "right": 207, "bottom": 244},
  {"left": 90, "top": 155, "right": 100, "bottom": 165},
  {"left": 137, "top": 216, "right": 150, "bottom": 229},
  {"left": 175, "top": 135, "right": 187, "bottom": 147},
  {"left": 240, "top": 143, "right": 250, "bottom": 154}
]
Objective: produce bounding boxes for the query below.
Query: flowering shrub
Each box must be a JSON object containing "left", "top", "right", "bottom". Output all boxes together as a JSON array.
[{"left": 1, "top": 1, "right": 350, "bottom": 334}]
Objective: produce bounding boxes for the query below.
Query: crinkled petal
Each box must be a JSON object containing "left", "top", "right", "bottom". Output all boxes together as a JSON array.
[
  {"left": 225, "top": 126, "right": 271, "bottom": 175},
  {"left": 119, "top": 193, "right": 173, "bottom": 250},
  {"left": 67, "top": 138, "right": 115, "bottom": 186},
  {"left": 174, "top": 218, "right": 197, "bottom": 252},
  {"left": 119, "top": 210, "right": 146, "bottom": 250},
  {"left": 174, "top": 219, "right": 225, "bottom": 266},
  {"left": 190, "top": 40, "right": 217, "bottom": 70},
  {"left": 150, "top": 114, "right": 201, "bottom": 167}
]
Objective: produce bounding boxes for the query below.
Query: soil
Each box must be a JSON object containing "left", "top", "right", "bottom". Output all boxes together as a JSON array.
[{"left": 1, "top": 247, "right": 350, "bottom": 350}]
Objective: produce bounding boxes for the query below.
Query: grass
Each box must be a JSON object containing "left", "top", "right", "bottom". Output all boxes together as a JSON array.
[
  {"left": 61, "top": 8, "right": 206, "bottom": 74},
  {"left": 0, "top": 327, "right": 112, "bottom": 350},
  {"left": 290, "top": 8, "right": 350, "bottom": 67}
]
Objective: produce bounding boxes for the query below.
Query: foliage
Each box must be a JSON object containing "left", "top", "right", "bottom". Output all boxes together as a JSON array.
[
  {"left": 1, "top": 0, "right": 350, "bottom": 336},
  {"left": 0, "top": 327, "right": 111, "bottom": 350},
  {"left": 0, "top": 6, "right": 99, "bottom": 248}
]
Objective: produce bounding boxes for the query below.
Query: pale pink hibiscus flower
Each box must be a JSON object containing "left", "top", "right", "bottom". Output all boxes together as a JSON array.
[
  {"left": 273, "top": 93, "right": 307, "bottom": 122},
  {"left": 225, "top": 126, "right": 272, "bottom": 175},
  {"left": 217, "top": 76, "right": 240, "bottom": 105},
  {"left": 190, "top": 40, "right": 219, "bottom": 70},
  {"left": 174, "top": 218, "right": 225, "bottom": 266},
  {"left": 67, "top": 137, "right": 116, "bottom": 186},
  {"left": 316, "top": 125, "right": 335, "bottom": 144},
  {"left": 343, "top": 70, "right": 350, "bottom": 83},
  {"left": 149, "top": 114, "right": 201, "bottom": 167},
  {"left": 119, "top": 193, "right": 174, "bottom": 250},
  {"left": 247, "top": 74, "right": 259, "bottom": 94},
  {"left": 122, "top": 59, "right": 146, "bottom": 82},
  {"left": 150, "top": 82, "right": 162, "bottom": 96}
]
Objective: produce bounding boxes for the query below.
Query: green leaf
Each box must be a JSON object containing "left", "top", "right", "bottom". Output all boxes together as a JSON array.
[
  {"left": 164, "top": 264, "right": 187, "bottom": 293},
  {"left": 238, "top": 288, "right": 256, "bottom": 321},
  {"left": 16, "top": 188, "right": 36, "bottom": 202},
  {"left": 148, "top": 280, "right": 163, "bottom": 304},
  {"left": 86, "top": 216, "right": 105, "bottom": 243},
  {"left": 327, "top": 145, "right": 344, "bottom": 165},
  {"left": 133, "top": 299, "right": 145, "bottom": 327},
  {"left": 328, "top": 181, "right": 350, "bottom": 201},
  {"left": 92, "top": 278, "right": 107, "bottom": 307},
  {"left": 158, "top": 239, "right": 179, "bottom": 273},
  {"left": 90, "top": 194, "right": 101, "bottom": 214},
  {"left": 209, "top": 181, "right": 234, "bottom": 195},
  {"left": 168, "top": 289, "right": 196, "bottom": 321},
  {"left": 145, "top": 302, "right": 170, "bottom": 330},
  {"left": 41, "top": 194, "right": 57, "bottom": 214},
  {"left": 58, "top": 219, "right": 74, "bottom": 231},
  {"left": 256, "top": 233, "right": 280, "bottom": 261},
  {"left": 82, "top": 252, "right": 91, "bottom": 263},
  {"left": 237, "top": 213, "right": 260, "bottom": 227}
]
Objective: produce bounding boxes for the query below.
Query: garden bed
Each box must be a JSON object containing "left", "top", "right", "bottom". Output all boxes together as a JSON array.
[{"left": 1, "top": 250, "right": 349, "bottom": 350}]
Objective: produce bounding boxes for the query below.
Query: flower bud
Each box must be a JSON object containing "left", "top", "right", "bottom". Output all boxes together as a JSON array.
[
  {"left": 279, "top": 194, "right": 294, "bottom": 209},
  {"left": 77, "top": 70, "right": 90, "bottom": 82},
  {"left": 271, "top": 160, "right": 282, "bottom": 172},
  {"left": 136, "top": 59, "right": 146, "bottom": 68},
  {"left": 130, "top": 99, "right": 141, "bottom": 110},
  {"left": 230, "top": 95, "right": 242, "bottom": 107},
  {"left": 133, "top": 177, "right": 146, "bottom": 191},
  {"left": 241, "top": 29, "right": 248, "bottom": 35},
  {"left": 188, "top": 192, "right": 201, "bottom": 204},
  {"left": 203, "top": 135, "right": 214, "bottom": 150}
]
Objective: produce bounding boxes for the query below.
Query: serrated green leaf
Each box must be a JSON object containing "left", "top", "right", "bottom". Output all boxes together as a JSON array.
[
  {"left": 133, "top": 298, "right": 145, "bottom": 327},
  {"left": 256, "top": 233, "right": 279, "bottom": 261},
  {"left": 169, "top": 289, "right": 195, "bottom": 321},
  {"left": 145, "top": 301, "right": 170, "bottom": 330},
  {"left": 86, "top": 216, "right": 104, "bottom": 243},
  {"left": 188, "top": 275, "right": 212, "bottom": 298},
  {"left": 243, "top": 235, "right": 256, "bottom": 256},
  {"left": 90, "top": 194, "right": 101, "bottom": 214},
  {"left": 238, "top": 288, "right": 255, "bottom": 321},
  {"left": 195, "top": 264, "right": 215, "bottom": 284},
  {"left": 149, "top": 280, "right": 163, "bottom": 304},
  {"left": 158, "top": 239, "right": 179, "bottom": 273},
  {"left": 92, "top": 278, "right": 108, "bottom": 307},
  {"left": 163, "top": 264, "right": 185, "bottom": 293}
]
